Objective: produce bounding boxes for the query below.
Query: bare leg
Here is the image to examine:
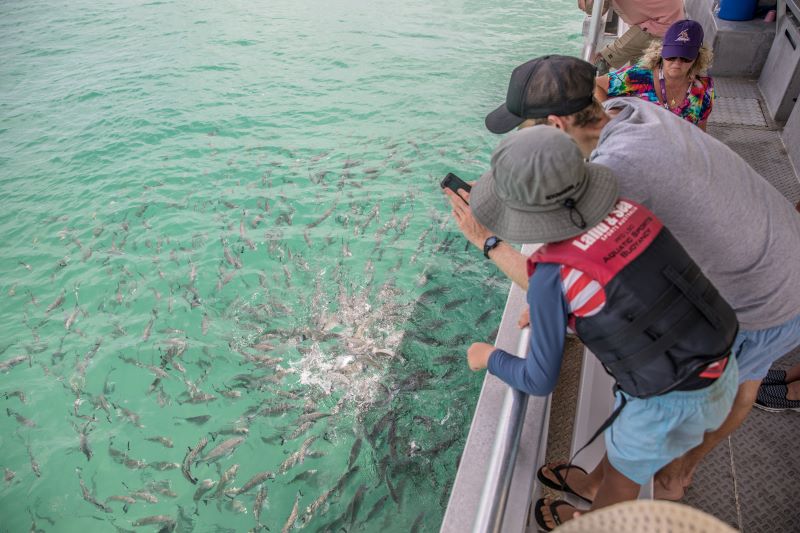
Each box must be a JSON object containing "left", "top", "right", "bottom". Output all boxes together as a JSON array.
[
  {"left": 590, "top": 455, "right": 641, "bottom": 510},
  {"left": 783, "top": 362, "right": 800, "bottom": 384},
  {"left": 653, "top": 454, "right": 686, "bottom": 500},
  {"left": 654, "top": 380, "right": 760, "bottom": 500}
]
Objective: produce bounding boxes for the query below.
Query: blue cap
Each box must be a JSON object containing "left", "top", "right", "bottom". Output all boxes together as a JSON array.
[{"left": 661, "top": 20, "right": 704, "bottom": 61}]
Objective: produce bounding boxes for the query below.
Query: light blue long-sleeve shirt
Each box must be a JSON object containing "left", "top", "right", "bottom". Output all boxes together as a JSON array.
[{"left": 486, "top": 263, "right": 568, "bottom": 396}]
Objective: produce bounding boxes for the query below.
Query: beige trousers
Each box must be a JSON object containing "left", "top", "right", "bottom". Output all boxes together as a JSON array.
[{"left": 599, "top": 24, "right": 661, "bottom": 69}]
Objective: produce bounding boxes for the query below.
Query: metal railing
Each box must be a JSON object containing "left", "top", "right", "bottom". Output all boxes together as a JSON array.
[
  {"left": 582, "top": 0, "right": 611, "bottom": 62},
  {"left": 471, "top": 327, "right": 531, "bottom": 533},
  {"left": 440, "top": 246, "right": 550, "bottom": 533}
]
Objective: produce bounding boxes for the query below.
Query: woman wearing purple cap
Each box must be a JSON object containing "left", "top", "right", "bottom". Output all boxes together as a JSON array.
[{"left": 594, "top": 20, "right": 714, "bottom": 130}]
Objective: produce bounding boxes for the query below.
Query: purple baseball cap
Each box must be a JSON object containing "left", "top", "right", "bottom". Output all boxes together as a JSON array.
[{"left": 661, "top": 19, "right": 704, "bottom": 60}]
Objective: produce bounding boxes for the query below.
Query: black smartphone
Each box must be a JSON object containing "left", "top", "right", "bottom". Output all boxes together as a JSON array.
[{"left": 440, "top": 172, "right": 472, "bottom": 196}]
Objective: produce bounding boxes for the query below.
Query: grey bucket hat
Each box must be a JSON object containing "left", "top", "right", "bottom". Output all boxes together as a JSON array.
[{"left": 470, "top": 126, "right": 618, "bottom": 244}]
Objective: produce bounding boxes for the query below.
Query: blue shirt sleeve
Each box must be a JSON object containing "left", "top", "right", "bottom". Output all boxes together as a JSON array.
[{"left": 486, "top": 262, "right": 569, "bottom": 396}]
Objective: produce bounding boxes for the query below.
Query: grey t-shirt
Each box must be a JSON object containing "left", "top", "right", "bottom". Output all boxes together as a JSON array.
[{"left": 593, "top": 98, "right": 800, "bottom": 330}]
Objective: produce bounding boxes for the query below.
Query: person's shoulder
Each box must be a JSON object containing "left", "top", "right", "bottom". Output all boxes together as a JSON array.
[
  {"left": 692, "top": 77, "right": 714, "bottom": 109},
  {"left": 603, "top": 96, "right": 646, "bottom": 117},
  {"left": 610, "top": 64, "right": 649, "bottom": 79},
  {"left": 531, "top": 261, "right": 561, "bottom": 277},
  {"left": 696, "top": 75, "right": 713, "bottom": 89},
  {"left": 627, "top": 63, "right": 651, "bottom": 75}
]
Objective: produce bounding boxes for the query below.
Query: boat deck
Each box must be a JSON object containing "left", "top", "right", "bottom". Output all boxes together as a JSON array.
[{"left": 681, "top": 76, "right": 800, "bottom": 533}]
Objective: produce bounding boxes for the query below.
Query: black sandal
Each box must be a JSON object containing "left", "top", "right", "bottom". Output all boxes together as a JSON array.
[
  {"left": 536, "top": 463, "right": 593, "bottom": 504},
  {"left": 533, "top": 498, "right": 574, "bottom": 532},
  {"left": 755, "top": 383, "right": 800, "bottom": 412},
  {"left": 763, "top": 368, "right": 787, "bottom": 385}
]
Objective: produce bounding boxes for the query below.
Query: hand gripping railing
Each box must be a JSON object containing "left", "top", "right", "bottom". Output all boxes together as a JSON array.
[
  {"left": 471, "top": 326, "right": 532, "bottom": 533},
  {"left": 582, "top": 0, "right": 611, "bottom": 62}
]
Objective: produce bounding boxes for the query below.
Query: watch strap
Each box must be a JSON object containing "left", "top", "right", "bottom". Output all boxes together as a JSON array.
[{"left": 483, "top": 236, "right": 503, "bottom": 259}]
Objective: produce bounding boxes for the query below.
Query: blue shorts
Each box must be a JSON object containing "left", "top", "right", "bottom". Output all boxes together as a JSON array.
[
  {"left": 734, "top": 313, "right": 800, "bottom": 383},
  {"left": 605, "top": 356, "right": 738, "bottom": 485}
]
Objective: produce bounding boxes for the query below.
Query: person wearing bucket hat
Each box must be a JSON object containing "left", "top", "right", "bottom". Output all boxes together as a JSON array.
[
  {"left": 460, "top": 54, "right": 800, "bottom": 502},
  {"left": 447, "top": 126, "right": 739, "bottom": 530},
  {"left": 470, "top": 122, "right": 618, "bottom": 244},
  {"left": 595, "top": 19, "right": 715, "bottom": 129}
]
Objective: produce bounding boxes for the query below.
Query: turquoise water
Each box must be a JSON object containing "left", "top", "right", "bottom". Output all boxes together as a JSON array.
[{"left": 0, "top": 1, "right": 583, "bottom": 531}]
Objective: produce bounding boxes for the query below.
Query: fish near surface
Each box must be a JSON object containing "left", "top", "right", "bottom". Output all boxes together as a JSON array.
[
  {"left": 277, "top": 435, "right": 317, "bottom": 474},
  {"left": 348, "top": 438, "right": 362, "bottom": 469},
  {"left": 236, "top": 469, "right": 275, "bottom": 495},
  {"left": 180, "top": 414, "right": 211, "bottom": 425},
  {"left": 78, "top": 475, "right": 112, "bottom": 513},
  {"left": 4, "top": 389, "right": 26, "bottom": 403},
  {"left": 201, "top": 436, "right": 245, "bottom": 464},
  {"left": 410, "top": 511, "right": 425, "bottom": 533},
  {"left": 132, "top": 515, "right": 176, "bottom": 527},
  {"left": 347, "top": 483, "right": 368, "bottom": 525},
  {"left": 281, "top": 492, "right": 302, "bottom": 533},
  {"left": 192, "top": 478, "right": 215, "bottom": 503},
  {"left": 254, "top": 485, "right": 268, "bottom": 527},
  {"left": 45, "top": 290, "right": 66, "bottom": 314},
  {"left": 0, "top": 355, "right": 29, "bottom": 373},
  {"left": 7, "top": 408, "right": 36, "bottom": 428},
  {"left": 142, "top": 317, "right": 154, "bottom": 341},
  {"left": 182, "top": 436, "right": 208, "bottom": 484},
  {"left": 27, "top": 445, "right": 41, "bottom": 478},
  {"left": 289, "top": 469, "right": 318, "bottom": 484},
  {"left": 78, "top": 422, "right": 94, "bottom": 461},
  {"left": 64, "top": 306, "right": 80, "bottom": 330},
  {"left": 212, "top": 463, "right": 240, "bottom": 501},
  {"left": 364, "top": 494, "right": 389, "bottom": 523}
]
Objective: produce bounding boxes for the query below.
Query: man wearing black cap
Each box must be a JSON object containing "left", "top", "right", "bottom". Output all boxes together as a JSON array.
[
  {"left": 449, "top": 54, "right": 800, "bottom": 501},
  {"left": 450, "top": 125, "right": 738, "bottom": 530}
]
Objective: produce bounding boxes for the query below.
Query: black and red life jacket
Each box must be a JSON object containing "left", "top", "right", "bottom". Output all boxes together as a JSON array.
[{"left": 528, "top": 199, "right": 738, "bottom": 399}]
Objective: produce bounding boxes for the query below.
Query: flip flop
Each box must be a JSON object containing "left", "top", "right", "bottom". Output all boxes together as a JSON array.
[
  {"left": 755, "top": 383, "right": 800, "bottom": 412},
  {"left": 536, "top": 463, "right": 593, "bottom": 504},
  {"left": 533, "top": 498, "right": 574, "bottom": 532},
  {"left": 763, "top": 368, "right": 787, "bottom": 385}
]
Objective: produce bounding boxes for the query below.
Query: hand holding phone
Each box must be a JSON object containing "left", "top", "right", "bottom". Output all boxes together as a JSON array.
[{"left": 440, "top": 173, "right": 472, "bottom": 200}]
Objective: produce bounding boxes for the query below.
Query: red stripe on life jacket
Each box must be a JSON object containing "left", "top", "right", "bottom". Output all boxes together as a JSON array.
[{"left": 698, "top": 357, "right": 728, "bottom": 379}]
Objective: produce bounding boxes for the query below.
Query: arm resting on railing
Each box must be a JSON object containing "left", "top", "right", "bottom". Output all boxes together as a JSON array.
[{"left": 485, "top": 263, "right": 569, "bottom": 396}]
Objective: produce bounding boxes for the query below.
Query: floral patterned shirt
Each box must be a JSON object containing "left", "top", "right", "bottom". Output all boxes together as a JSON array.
[{"left": 607, "top": 64, "right": 714, "bottom": 125}]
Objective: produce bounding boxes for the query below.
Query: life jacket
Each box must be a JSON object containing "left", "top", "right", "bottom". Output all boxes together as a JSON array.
[{"left": 528, "top": 199, "right": 738, "bottom": 399}]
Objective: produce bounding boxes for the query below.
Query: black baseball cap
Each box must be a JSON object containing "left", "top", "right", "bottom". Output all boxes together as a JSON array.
[{"left": 485, "top": 55, "right": 597, "bottom": 134}]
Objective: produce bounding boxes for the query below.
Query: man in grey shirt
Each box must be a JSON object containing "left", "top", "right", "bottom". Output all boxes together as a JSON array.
[{"left": 447, "top": 55, "right": 800, "bottom": 525}]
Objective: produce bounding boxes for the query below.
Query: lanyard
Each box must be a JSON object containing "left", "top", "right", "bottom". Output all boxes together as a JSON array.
[{"left": 658, "top": 67, "right": 693, "bottom": 110}]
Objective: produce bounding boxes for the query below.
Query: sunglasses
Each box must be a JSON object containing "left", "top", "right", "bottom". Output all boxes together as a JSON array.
[{"left": 663, "top": 56, "right": 694, "bottom": 63}]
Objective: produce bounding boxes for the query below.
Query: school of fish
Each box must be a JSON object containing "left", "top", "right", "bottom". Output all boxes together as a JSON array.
[{"left": 1, "top": 140, "right": 505, "bottom": 532}]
